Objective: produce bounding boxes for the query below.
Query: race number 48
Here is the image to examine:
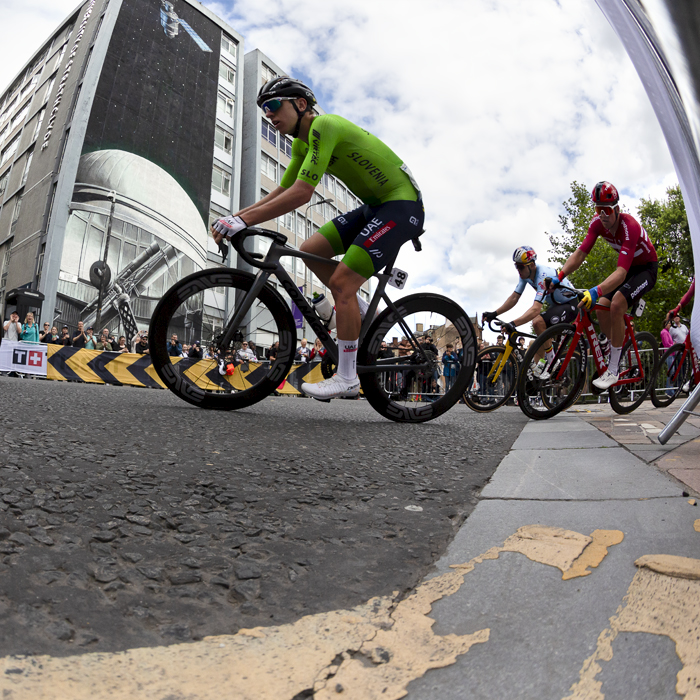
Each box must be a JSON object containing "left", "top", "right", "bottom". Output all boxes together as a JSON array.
[{"left": 388, "top": 268, "right": 408, "bottom": 289}]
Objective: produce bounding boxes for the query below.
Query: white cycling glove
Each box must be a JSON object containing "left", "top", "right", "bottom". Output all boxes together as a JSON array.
[{"left": 212, "top": 215, "right": 247, "bottom": 239}]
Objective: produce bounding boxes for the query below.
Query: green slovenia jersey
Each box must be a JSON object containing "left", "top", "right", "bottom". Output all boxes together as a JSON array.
[{"left": 280, "top": 114, "right": 419, "bottom": 207}]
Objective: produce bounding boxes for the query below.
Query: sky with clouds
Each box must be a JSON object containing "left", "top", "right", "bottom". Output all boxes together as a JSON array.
[{"left": 0, "top": 0, "right": 679, "bottom": 339}]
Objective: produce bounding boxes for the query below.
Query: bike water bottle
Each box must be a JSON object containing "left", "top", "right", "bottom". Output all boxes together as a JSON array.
[{"left": 312, "top": 294, "right": 336, "bottom": 331}]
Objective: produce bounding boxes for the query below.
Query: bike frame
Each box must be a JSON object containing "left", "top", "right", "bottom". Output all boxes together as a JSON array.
[
  {"left": 218, "top": 229, "right": 431, "bottom": 375},
  {"left": 666, "top": 327, "right": 700, "bottom": 387},
  {"left": 485, "top": 327, "right": 535, "bottom": 385},
  {"left": 553, "top": 303, "right": 645, "bottom": 385}
]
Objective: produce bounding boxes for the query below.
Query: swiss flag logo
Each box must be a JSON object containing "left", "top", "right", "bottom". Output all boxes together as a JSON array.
[{"left": 28, "top": 351, "right": 43, "bottom": 367}]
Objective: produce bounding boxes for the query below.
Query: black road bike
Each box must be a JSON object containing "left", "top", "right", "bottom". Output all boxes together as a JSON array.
[{"left": 149, "top": 227, "right": 477, "bottom": 423}]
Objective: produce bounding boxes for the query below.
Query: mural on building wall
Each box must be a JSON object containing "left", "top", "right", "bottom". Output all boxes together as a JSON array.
[{"left": 57, "top": 0, "right": 223, "bottom": 340}]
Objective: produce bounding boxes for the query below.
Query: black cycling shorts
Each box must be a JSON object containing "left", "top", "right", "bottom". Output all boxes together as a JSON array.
[
  {"left": 601, "top": 261, "right": 658, "bottom": 306},
  {"left": 541, "top": 302, "right": 578, "bottom": 326},
  {"left": 319, "top": 199, "right": 425, "bottom": 278}
]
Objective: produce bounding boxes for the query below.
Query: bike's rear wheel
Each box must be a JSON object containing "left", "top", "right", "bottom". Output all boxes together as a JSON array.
[
  {"left": 357, "top": 294, "right": 476, "bottom": 423},
  {"left": 150, "top": 269, "right": 296, "bottom": 410},
  {"left": 651, "top": 344, "right": 689, "bottom": 408},
  {"left": 464, "top": 346, "right": 518, "bottom": 412},
  {"left": 608, "top": 331, "right": 657, "bottom": 414},
  {"left": 516, "top": 323, "right": 587, "bottom": 420}
]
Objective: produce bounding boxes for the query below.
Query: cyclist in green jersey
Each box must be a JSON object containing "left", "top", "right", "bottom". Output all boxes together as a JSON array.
[{"left": 211, "top": 77, "right": 424, "bottom": 400}]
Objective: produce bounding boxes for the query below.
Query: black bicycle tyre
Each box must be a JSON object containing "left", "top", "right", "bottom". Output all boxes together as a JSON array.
[
  {"left": 464, "top": 345, "right": 518, "bottom": 412},
  {"left": 608, "top": 331, "right": 658, "bottom": 414},
  {"left": 357, "top": 293, "right": 477, "bottom": 423},
  {"left": 150, "top": 269, "right": 296, "bottom": 410},
  {"left": 650, "top": 343, "right": 688, "bottom": 408},
  {"left": 516, "top": 323, "right": 588, "bottom": 420}
]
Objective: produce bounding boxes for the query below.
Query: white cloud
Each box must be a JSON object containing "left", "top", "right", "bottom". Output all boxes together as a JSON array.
[{"left": 1, "top": 0, "right": 679, "bottom": 343}]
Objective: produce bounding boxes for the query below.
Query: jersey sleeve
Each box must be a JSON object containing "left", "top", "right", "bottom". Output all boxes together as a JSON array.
[
  {"left": 680, "top": 278, "right": 695, "bottom": 307},
  {"left": 296, "top": 116, "right": 341, "bottom": 188},
  {"left": 578, "top": 220, "right": 599, "bottom": 255},
  {"left": 615, "top": 216, "right": 642, "bottom": 271},
  {"left": 280, "top": 138, "right": 306, "bottom": 189},
  {"left": 514, "top": 278, "right": 527, "bottom": 295}
]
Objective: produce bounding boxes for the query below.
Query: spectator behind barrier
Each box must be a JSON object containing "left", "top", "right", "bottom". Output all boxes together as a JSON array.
[
  {"left": 72, "top": 321, "right": 88, "bottom": 349},
  {"left": 45, "top": 326, "right": 60, "bottom": 344},
  {"left": 167, "top": 334, "right": 182, "bottom": 357},
  {"left": 20, "top": 312, "right": 40, "bottom": 342},
  {"left": 85, "top": 327, "right": 97, "bottom": 349},
  {"left": 3, "top": 312, "right": 21, "bottom": 342},
  {"left": 134, "top": 331, "right": 149, "bottom": 354},
  {"left": 115, "top": 336, "right": 129, "bottom": 353}
]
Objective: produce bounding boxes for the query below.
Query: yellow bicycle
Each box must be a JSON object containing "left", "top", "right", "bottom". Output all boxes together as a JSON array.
[{"left": 464, "top": 318, "right": 535, "bottom": 412}]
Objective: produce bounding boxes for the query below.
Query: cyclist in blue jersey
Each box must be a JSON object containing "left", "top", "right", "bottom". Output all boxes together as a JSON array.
[{"left": 483, "top": 246, "right": 576, "bottom": 379}]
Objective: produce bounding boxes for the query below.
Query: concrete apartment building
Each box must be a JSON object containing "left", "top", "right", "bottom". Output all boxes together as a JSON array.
[{"left": 0, "top": 1, "right": 364, "bottom": 351}]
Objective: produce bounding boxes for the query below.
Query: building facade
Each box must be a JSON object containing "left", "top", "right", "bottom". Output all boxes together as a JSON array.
[
  {"left": 0, "top": 3, "right": 369, "bottom": 352},
  {"left": 0, "top": 0, "right": 243, "bottom": 342}
]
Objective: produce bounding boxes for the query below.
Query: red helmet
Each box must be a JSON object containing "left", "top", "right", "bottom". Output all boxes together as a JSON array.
[{"left": 591, "top": 181, "right": 619, "bottom": 205}]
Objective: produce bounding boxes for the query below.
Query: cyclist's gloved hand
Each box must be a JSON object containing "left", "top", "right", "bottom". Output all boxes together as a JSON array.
[
  {"left": 501, "top": 322, "right": 516, "bottom": 336},
  {"left": 212, "top": 215, "right": 247, "bottom": 239},
  {"left": 545, "top": 276, "right": 560, "bottom": 293},
  {"left": 483, "top": 311, "right": 497, "bottom": 324},
  {"left": 581, "top": 286, "right": 601, "bottom": 310}
]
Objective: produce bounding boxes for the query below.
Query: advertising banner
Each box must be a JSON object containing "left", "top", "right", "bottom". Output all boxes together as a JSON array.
[{"left": 0, "top": 341, "right": 48, "bottom": 376}]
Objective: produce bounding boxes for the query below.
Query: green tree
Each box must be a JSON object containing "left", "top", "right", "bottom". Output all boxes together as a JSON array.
[{"left": 547, "top": 181, "right": 694, "bottom": 336}]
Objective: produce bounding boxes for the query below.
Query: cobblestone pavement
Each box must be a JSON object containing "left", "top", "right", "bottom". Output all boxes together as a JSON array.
[{"left": 0, "top": 376, "right": 527, "bottom": 657}]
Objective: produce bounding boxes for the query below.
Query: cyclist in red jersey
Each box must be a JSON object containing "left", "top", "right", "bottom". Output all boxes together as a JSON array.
[
  {"left": 668, "top": 277, "right": 695, "bottom": 320},
  {"left": 548, "top": 181, "right": 658, "bottom": 390}
]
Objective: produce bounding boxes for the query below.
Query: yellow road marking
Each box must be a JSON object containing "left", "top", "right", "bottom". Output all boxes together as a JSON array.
[
  {"left": 563, "top": 554, "right": 700, "bottom": 700},
  {"left": 0, "top": 525, "right": 623, "bottom": 700},
  {"left": 694, "top": 519, "right": 700, "bottom": 533}
]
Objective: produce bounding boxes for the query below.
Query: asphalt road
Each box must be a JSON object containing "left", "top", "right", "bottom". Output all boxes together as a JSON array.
[{"left": 0, "top": 376, "right": 527, "bottom": 658}]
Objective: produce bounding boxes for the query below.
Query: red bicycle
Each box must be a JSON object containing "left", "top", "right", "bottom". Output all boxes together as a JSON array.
[
  {"left": 516, "top": 287, "right": 658, "bottom": 419},
  {"left": 651, "top": 318, "right": 699, "bottom": 407}
]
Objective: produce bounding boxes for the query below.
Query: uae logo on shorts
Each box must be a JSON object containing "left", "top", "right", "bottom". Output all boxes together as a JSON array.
[{"left": 363, "top": 220, "right": 396, "bottom": 247}]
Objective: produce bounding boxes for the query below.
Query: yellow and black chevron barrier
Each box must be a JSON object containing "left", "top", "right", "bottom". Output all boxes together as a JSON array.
[{"left": 45, "top": 346, "right": 325, "bottom": 392}]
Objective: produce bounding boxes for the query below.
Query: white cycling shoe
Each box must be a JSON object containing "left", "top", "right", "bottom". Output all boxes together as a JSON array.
[
  {"left": 302, "top": 374, "right": 360, "bottom": 400},
  {"left": 593, "top": 369, "right": 620, "bottom": 391}
]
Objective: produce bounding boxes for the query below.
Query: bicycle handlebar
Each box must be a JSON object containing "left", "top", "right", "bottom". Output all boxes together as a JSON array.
[{"left": 229, "top": 227, "right": 289, "bottom": 271}]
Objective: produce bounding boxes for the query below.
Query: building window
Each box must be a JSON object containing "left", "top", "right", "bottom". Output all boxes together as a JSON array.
[
  {"left": 217, "top": 91, "right": 234, "bottom": 118},
  {"left": 218, "top": 60, "right": 235, "bottom": 86},
  {"left": 43, "top": 73, "right": 57, "bottom": 103},
  {"left": 261, "top": 120, "right": 276, "bottom": 146},
  {"left": 0, "top": 171, "right": 9, "bottom": 197},
  {"left": 21, "top": 148, "right": 33, "bottom": 187},
  {"left": 221, "top": 35, "right": 237, "bottom": 59},
  {"left": 214, "top": 125, "right": 233, "bottom": 154},
  {"left": 296, "top": 212, "right": 305, "bottom": 237},
  {"left": 279, "top": 164, "right": 286, "bottom": 184},
  {"left": 10, "top": 194, "right": 23, "bottom": 233},
  {"left": 53, "top": 42, "right": 68, "bottom": 72},
  {"left": 260, "top": 188, "right": 269, "bottom": 202},
  {"left": 261, "top": 63, "right": 277, "bottom": 85},
  {"left": 0, "top": 133, "right": 20, "bottom": 166},
  {"left": 261, "top": 152, "right": 277, "bottom": 181},
  {"left": 32, "top": 108, "right": 46, "bottom": 142},
  {"left": 11, "top": 101, "right": 31, "bottom": 131},
  {"left": 0, "top": 124, "right": 7, "bottom": 147},
  {"left": 281, "top": 212, "right": 294, "bottom": 231},
  {"left": 280, "top": 136, "right": 293, "bottom": 158},
  {"left": 212, "top": 165, "right": 231, "bottom": 197}
]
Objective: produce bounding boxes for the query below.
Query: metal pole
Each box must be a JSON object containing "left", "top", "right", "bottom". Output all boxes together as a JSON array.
[
  {"left": 94, "top": 191, "right": 116, "bottom": 333},
  {"left": 658, "top": 382, "right": 700, "bottom": 444}
]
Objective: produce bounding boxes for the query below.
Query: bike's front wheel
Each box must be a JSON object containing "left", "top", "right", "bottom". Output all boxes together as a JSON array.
[
  {"left": 651, "top": 344, "right": 689, "bottom": 408},
  {"left": 149, "top": 269, "right": 296, "bottom": 410},
  {"left": 357, "top": 294, "right": 476, "bottom": 423},
  {"left": 608, "top": 331, "right": 657, "bottom": 414},
  {"left": 516, "top": 323, "right": 587, "bottom": 420},
  {"left": 464, "top": 346, "right": 518, "bottom": 412}
]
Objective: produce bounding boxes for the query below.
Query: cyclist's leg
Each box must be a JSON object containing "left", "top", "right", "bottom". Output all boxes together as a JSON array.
[{"left": 534, "top": 302, "right": 578, "bottom": 363}]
